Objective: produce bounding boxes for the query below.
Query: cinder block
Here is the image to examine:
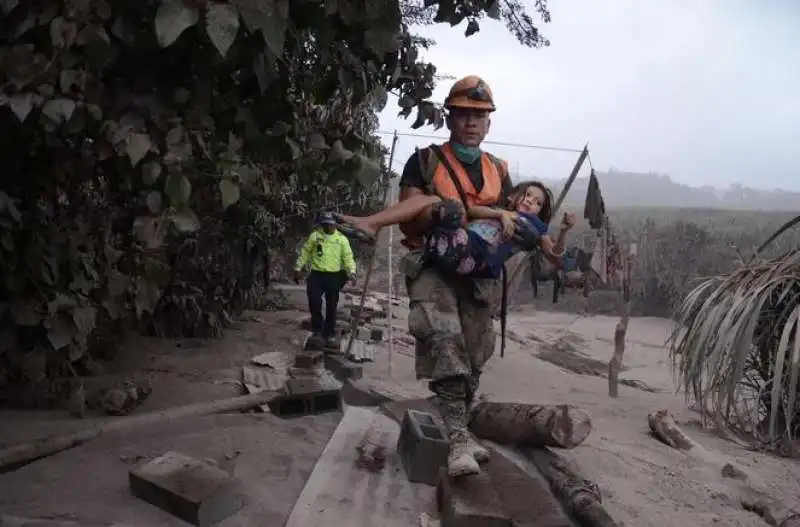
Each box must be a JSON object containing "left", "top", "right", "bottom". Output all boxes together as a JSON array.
[
  {"left": 303, "top": 333, "right": 323, "bottom": 351},
  {"left": 129, "top": 451, "right": 243, "bottom": 526},
  {"left": 267, "top": 378, "right": 341, "bottom": 418},
  {"left": 294, "top": 351, "right": 324, "bottom": 370},
  {"left": 437, "top": 468, "right": 511, "bottom": 527},
  {"left": 325, "top": 354, "right": 363, "bottom": 381},
  {"left": 397, "top": 409, "right": 450, "bottom": 486},
  {"left": 357, "top": 326, "right": 371, "bottom": 340}
]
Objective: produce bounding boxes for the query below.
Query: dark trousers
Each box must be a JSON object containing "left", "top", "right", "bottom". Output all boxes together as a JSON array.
[{"left": 306, "top": 271, "right": 345, "bottom": 338}]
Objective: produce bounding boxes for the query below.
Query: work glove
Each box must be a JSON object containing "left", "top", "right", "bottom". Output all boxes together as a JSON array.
[
  {"left": 511, "top": 217, "right": 542, "bottom": 251},
  {"left": 432, "top": 199, "right": 465, "bottom": 230}
]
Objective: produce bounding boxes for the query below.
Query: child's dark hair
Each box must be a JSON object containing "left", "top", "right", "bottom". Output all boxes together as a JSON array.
[{"left": 508, "top": 181, "right": 554, "bottom": 224}]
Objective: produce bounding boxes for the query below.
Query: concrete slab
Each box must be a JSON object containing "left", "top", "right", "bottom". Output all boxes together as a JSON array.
[
  {"left": 284, "top": 406, "right": 435, "bottom": 527},
  {"left": 0, "top": 413, "right": 339, "bottom": 526}
]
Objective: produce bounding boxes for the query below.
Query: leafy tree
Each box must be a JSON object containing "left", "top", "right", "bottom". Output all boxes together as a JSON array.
[{"left": 0, "top": 0, "right": 549, "bottom": 390}]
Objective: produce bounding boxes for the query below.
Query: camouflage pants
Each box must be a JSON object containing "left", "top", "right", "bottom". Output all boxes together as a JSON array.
[{"left": 402, "top": 250, "right": 532, "bottom": 402}]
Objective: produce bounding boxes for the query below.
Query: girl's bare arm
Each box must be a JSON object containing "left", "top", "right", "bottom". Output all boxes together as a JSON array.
[{"left": 467, "top": 205, "right": 515, "bottom": 220}]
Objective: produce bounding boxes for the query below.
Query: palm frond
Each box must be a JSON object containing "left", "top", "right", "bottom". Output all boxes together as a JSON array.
[{"left": 668, "top": 250, "right": 800, "bottom": 451}]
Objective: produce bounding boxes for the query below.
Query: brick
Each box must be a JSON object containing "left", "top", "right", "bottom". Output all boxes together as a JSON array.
[
  {"left": 437, "top": 469, "right": 511, "bottom": 527},
  {"left": 294, "top": 351, "right": 323, "bottom": 370},
  {"left": 397, "top": 409, "right": 449, "bottom": 486},
  {"left": 129, "top": 451, "right": 243, "bottom": 526},
  {"left": 325, "top": 354, "right": 363, "bottom": 381},
  {"left": 267, "top": 378, "right": 341, "bottom": 417}
]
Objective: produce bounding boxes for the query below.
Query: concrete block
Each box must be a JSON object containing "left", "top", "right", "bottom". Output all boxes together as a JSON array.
[
  {"left": 357, "top": 326, "right": 371, "bottom": 340},
  {"left": 268, "top": 378, "right": 341, "bottom": 418},
  {"left": 129, "top": 451, "right": 243, "bottom": 526},
  {"left": 325, "top": 354, "right": 363, "bottom": 381},
  {"left": 294, "top": 351, "right": 324, "bottom": 370},
  {"left": 302, "top": 333, "right": 323, "bottom": 351},
  {"left": 437, "top": 468, "right": 511, "bottom": 527},
  {"left": 397, "top": 409, "right": 449, "bottom": 486}
]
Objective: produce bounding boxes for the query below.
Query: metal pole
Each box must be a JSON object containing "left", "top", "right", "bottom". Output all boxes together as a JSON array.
[{"left": 345, "top": 131, "right": 399, "bottom": 356}]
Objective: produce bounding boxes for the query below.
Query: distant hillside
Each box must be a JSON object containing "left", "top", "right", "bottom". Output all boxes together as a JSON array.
[{"left": 535, "top": 170, "right": 800, "bottom": 212}]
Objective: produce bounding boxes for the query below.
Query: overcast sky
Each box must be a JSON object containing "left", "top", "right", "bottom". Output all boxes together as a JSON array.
[{"left": 379, "top": 1, "right": 800, "bottom": 191}]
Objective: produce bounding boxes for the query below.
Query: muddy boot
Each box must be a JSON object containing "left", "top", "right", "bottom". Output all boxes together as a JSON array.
[
  {"left": 439, "top": 398, "right": 481, "bottom": 477},
  {"left": 465, "top": 395, "right": 490, "bottom": 463},
  {"left": 466, "top": 435, "right": 490, "bottom": 463}
]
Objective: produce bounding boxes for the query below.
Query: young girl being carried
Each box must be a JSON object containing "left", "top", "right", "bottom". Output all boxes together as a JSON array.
[{"left": 333, "top": 181, "right": 576, "bottom": 279}]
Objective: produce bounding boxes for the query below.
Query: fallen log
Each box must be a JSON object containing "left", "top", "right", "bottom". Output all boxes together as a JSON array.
[
  {"left": 0, "top": 390, "right": 279, "bottom": 474},
  {"left": 647, "top": 409, "right": 698, "bottom": 451},
  {"left": 469, "top": 402, "right": 592, "bottom": 449},
  {"left": 524, "top": 447, "right": 618, "bottom": 527},
  {"left": 741, "top": 497, "right": 800, "bottom": 527}
]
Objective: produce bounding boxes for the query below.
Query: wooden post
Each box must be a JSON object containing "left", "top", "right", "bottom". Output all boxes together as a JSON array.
[
  {"left": 608, "top": 244, "right": 635, "bottom": 398},
  {"left": 345, "top": 131, "right": 399, "bottom": 355},
  {"left": 552, "top": 144, "right": 589, "bottom": 217}
]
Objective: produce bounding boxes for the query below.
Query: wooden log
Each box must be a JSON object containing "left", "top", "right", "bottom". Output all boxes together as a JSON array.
[
  {"left": 741, "top": 497, "right": 800, "bottom": 527},
  {"left": 0, "top": 391, "right": 279, "bottom": 473},
  {"left": 608, "top": 253, "right": 632, "bottom": 398},
  {"left": 647, "top": 409, "right": 699, "bottom": 451},
  {"left": 469, "top": 402, "right": 592, "bottom": 449},
  {"left": 524, "top": 447, "right": 618, "bottom": 527}
]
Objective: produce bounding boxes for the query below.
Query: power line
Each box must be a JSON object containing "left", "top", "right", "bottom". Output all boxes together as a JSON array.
[{"left": 375, "top": 130, "right": 584, "bottom": 154}]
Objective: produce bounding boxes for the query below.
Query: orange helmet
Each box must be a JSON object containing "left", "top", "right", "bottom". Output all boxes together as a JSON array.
[{"left": 444, "top": 76, "right": 496, "bottom": 112}]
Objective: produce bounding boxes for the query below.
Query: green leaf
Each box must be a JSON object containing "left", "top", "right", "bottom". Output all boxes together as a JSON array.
[
  {"left": 328, "top": 140, "right": 354, "bottom": 164},
  {"left": 133, "top": 216, "right": 168, "bottom": 249},
  {"left": 126, "top": 133, "right": 151, "bottom": 167},
  {"left": 164, "top": 173, "right": 192, "bottom": 206},
  {"left": 72, "top": 306, "right": 97, "bottom": 335},
  {"left": 135, "top": 279, "right": 162, "bottom": 316},
  {"left": 146, "top": 190, "right": 163, "bottom": 214},
  {"left": 155, "top": 0, "right": 200, "bottom": 48},
  {"left": 142, "top": 161, "right": 163, "bottom": 185},
  {"left": 309, "top": 133, "right": 328, "bottom": 150},
  {"left": 219, "top": 179, "right": 240, "bottom": 209},
  {"left": 465, "top": 19, "right": 479, "bottom": 37},
  {"left": 285, "top": 138, "right": 301, "bottom": 159},
  {"left": 487, "top": 0, "right": 501, "bottom": 20},
  {"left": 41, "top": 98, "right": 76, "bottom": 124},
  {"left": 206, "top": 3, "right": 240, "bottom": 58},
  {"left": 9, "top": 93, "right": 35, "bottom": 122},
  {"left": 47, "top": 315, "right": 75, "bottom": 351},
  {"left": 353, "top": 154, "right": 382, "bottom": 186},
  {"left": 2, "top": 0, "right": 19, "bottom": 15},
  {"left": 169, "top": 209, "right": 201, "bottom": 232}
]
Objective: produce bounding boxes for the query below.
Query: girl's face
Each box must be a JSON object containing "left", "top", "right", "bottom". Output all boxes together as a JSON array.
[{"left": 514, "top": 185, "right": 546, "bottom": 215}]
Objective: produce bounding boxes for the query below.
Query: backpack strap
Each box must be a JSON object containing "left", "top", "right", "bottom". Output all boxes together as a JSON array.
[{"left": 416, "top": 147, "right": 439, "bottom": 195}]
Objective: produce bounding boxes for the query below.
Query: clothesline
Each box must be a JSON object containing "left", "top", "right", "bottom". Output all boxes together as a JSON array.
[{"left": 375, "top": 130, "right": 584, "bottom": 154}]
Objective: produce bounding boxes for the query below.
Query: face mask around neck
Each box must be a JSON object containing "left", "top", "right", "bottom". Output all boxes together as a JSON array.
[{"left": 450, "top": 142, "right": 482, "bottom": 164}]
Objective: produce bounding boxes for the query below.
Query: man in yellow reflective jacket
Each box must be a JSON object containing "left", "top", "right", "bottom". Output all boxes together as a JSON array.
[{"left": 294, "top": 212, "right": 357, "bottom": 348}]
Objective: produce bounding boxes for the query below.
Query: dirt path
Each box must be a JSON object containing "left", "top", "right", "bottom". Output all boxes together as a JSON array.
[{"left": 0, "top": 292, "right": 798, "bottom": 526}]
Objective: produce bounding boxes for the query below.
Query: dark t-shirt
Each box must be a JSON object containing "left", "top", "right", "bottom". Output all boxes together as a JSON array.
[{"left": 398, "top": 149, "right": 513, "bottom": 204}]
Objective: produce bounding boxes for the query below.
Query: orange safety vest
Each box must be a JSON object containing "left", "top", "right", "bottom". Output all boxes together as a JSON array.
[{"left": 401, "top": 142, "right": 508, "bottom": 249}]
